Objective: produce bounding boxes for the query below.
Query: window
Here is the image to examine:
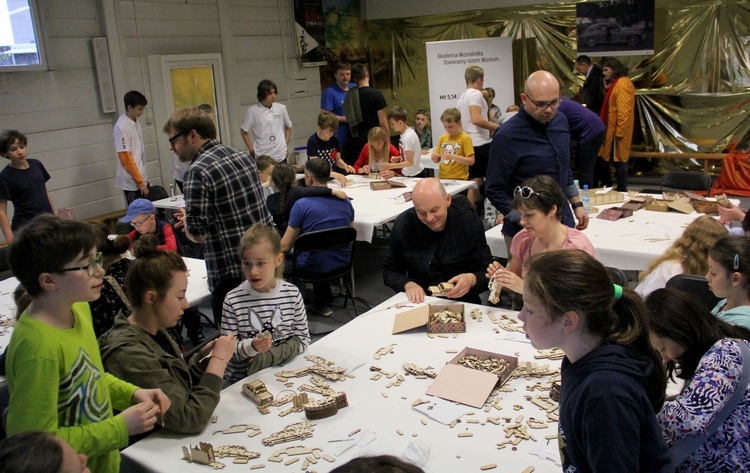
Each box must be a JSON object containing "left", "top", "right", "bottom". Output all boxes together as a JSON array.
[{"left": 0, "top": 0, "right": 46, "bottom": 70}]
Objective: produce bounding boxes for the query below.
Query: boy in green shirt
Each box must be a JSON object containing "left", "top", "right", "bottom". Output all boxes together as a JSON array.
[{"left": 5, "top": 214, "right": 170, "bottom": 473}]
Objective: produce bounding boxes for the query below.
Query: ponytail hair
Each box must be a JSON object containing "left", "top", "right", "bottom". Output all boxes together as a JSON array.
[
  {"left": 271, "top": 163, "right": 296, "bottom": 220},
  {"left": 238, "top": 224, "right": 284, "bottom": 280},
  {"left": 126, "top": 234, "right": 187, "bottom": 309},
  {"left": 525, "top": 250, "right": 666, "bottom": 411}
]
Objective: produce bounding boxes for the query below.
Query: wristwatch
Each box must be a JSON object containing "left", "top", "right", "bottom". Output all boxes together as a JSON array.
[{"left": 571, "top": 202, "right": 584, "bottom": 209}]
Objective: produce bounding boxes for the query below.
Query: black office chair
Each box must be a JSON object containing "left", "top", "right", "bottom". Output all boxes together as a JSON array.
[
  {"left": 606, "top": 266, "right": 629, "bottom": 287},
  {"left": 641, "top": 170, "right": 713, "bottom": 196},
  {"left": 290, "top": 226, "right": 366, "bottom": 317},
  {"left": 665, "top": 274, "right": 720, "bottom": 312}
]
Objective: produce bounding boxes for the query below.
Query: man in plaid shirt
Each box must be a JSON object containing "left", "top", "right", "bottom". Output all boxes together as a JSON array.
[{"left": 165, "top": 107, "right": 273, "bottom": 325}]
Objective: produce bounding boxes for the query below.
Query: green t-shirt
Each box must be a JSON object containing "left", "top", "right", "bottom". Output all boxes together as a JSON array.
[{"left": 6, "top": 301, "right": 139, "bottom": 473}]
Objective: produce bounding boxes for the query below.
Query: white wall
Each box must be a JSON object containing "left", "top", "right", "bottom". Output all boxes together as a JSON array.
[{"left": 0, "top": 0, "right": 323, "bottom": 240}]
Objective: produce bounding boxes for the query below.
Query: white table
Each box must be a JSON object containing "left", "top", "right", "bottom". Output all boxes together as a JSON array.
[
  {"left": 331, "top": 175, "right": 476, "bottom": 242},
  {"left": 122, "top": 294, "right": 561, "bottom": 473},
  {"left": 152, "top": 176, "right": 306, "bottom": 210},
  {"left": 485, "top": 198, "right": 730, "bottom": 271},
  {"left": 0, "top": 258, "right": 209, "bottom": 356}
]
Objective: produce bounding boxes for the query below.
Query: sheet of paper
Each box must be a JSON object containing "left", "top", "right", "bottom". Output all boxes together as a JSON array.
[
  {"left": 413, "top": 397, "right": 467, "bottom": 425},
  {"left": 595, "top": 186, "right": 613, "bottom": 194}
]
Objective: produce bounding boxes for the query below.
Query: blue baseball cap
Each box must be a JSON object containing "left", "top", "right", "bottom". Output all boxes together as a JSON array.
[{"left": 121, "top": 198, "right": 156, "bottom": 223}]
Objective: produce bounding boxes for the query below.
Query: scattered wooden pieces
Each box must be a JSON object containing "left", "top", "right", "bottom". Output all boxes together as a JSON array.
[
  {"left": 262, "top": 421, "right": 316, "bottom": 446},
  {"left": 373, "top": 344, "right": 397, "bottom": 360},
  {"left": 403, "top": 362, "right": 438, "bottom": 378}
]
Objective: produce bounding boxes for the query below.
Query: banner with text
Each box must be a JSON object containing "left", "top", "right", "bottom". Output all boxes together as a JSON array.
[{"left": 425, "top": 37, "right": 514, "bottom": 148}]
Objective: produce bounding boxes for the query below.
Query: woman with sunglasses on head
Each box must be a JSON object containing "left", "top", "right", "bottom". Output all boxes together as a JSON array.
[
  {"left": 644, "top": 288, "right": 750, "bottom": 472},
  {"left": 487, "top": 175, "right": 594, "bottom": 296},
  {"left": 706, "top": 235, "right": 750, "bottom": 329}
]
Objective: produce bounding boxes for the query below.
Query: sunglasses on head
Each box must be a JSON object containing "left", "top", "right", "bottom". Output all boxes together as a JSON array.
[{"left": 514, "top": 186, "right": 537, "bottom": 199}]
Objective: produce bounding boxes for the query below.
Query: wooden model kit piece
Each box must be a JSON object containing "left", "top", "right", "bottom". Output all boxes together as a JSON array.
[
  {"left": 212, "top": 424, "right": 261, "bottom": 437},
  {"left": 534, "top": 348, "right": 565, "bottom": 360},
  {"left": 430, "top": 308, "right": 462, "bottom": 324},
  {"left": 213, "top": 445, "right": 261, "bottom": 460},
  {"left": 428, "top": 281, "right": 455, "bottom": 296},
  {"left": 242, "top": 380, "right": 273, "bottom": 407},
  {"left": 304, "top": 392, "right": 349, "bottom": 420},
  {"left": 181, "top": 442, "right": 225, "bottom": 469},
  {"left": 373, "top": 344, "right": 397, "bottom": 360},
  {"left": 469, "top": 308, "right": 483, "bottom": 322},
  {"left": 262, "top": 421, "right": 316, "bottom": 446},
  {"left": 403, "top": 362, "right": 437, "bottom": 378},
  {"left": 488, "top": 277, "right": 501, "bottom": 304},
  {"left": 274, "top": 355, "right": 349, "bottom": 382},
  {"left": 457, "top": 354, "right": 511, "bottom": 376}
]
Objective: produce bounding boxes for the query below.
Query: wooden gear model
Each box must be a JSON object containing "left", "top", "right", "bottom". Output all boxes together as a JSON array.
[{"left": 428, "top": 282, "right": 454, "bottom": 296}]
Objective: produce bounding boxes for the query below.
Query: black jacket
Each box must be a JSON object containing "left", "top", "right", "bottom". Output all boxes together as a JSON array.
[{"left": 382, "top": 204, "right": 492, "bottom": 303}]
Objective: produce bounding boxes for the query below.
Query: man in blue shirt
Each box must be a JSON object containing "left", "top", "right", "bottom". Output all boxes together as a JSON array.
[
  {"left": 321, "top": 63, "right": 356, "bottom": 163},
  {"left": 281, "top": 158, "right": 354, "bottom": 316}
]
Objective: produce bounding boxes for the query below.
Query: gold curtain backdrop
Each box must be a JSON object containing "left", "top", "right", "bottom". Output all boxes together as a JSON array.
[{"left": 347, "top": 0, "right": 750, "bottom": 171}]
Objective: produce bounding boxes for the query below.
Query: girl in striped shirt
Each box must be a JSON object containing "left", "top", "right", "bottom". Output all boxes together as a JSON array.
[{"left": 220, "top": 224, "right": 310, "bottom": 385}]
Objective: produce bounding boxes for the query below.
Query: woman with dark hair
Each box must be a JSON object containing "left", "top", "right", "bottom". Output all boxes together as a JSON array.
[
  {"left": 99, "top": 235, "right": 236, "bottom": 434},
  {"left": 645, "top": 288, "right": 750, "bottom": 472},
  {"left": 596, "top": 57, "right": 635, "bottom": 191},
  {"left": 707, "top": 235, "right": 750, "bottom": 329},
  {"left": 0, "top": 431, "right": 90, "bottom": 473},
  {"left": 520, "top": 250, "right": 669, "bottom": 472},
  {"left": 487, "top": 175, "right": 594, "bottom": 295}
]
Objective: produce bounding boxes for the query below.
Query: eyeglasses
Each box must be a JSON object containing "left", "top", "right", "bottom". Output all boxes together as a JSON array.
[
  {"left": 168, "top": 130, "right": 188, "bottom": 147},
  {"left": 525, "top": 95, "right": 562, "bottom": 111},
  {"left": 131, "top": 216, "right": 150, "bottom": 229},
  {"left": 57, "top": 252, "right": 103, "bottom": 277},
  {"left": 514, "top": 186, "right": 538, "bottom": 199}
]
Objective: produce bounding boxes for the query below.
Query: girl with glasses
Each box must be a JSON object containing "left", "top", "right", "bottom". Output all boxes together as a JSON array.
[{"left": 486, "top": 175, "right": 594, "bottom": 296}]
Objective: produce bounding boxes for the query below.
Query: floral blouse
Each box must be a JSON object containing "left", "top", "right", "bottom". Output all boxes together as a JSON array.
[{"left": 657, "top": 338, "right": 750, "bottom": 472}]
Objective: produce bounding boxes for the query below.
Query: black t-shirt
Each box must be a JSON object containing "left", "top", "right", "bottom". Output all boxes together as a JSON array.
[{"left": 354, "top": 87, "right": 387, "bottom": 138}]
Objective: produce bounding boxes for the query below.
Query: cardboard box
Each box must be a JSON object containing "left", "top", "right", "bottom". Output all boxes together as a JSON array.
[
  {"left": 597, "top": 208, "right": 625, "bottom": 221},
  {"left": 645, "top": 199, "right": 670, "bottom": 212},
  {"left": 667, "top": 201, "right": 695, "bottom": 214},
  {"left": 392, "top": 304, "right": 466, "bottom": 334},
  {"left": 370, "top": 179, "right": 407, "bottom": 191},
  {"left": 693, "top": 200, "right": 719, "bottom": 214},
  {"left": 589, "top": 188, "right": 625, "bottom": 206},
  {"left": 426, "top": 347, "right": 518, "bottom": 408}
]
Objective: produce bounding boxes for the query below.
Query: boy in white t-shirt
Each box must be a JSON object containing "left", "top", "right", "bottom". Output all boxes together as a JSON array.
[
  {"left": 114, "top": 91, "right": 149, "bottom": 204},
  {"left": 382, "top": 106, "right": 425, "bottom": 177}
]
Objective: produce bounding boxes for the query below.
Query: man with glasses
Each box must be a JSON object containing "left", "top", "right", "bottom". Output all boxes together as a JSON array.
[
  {"left": 485, "top": 70, "right": 588, "bottom": 254},
  {"left": 164, "top": 107, "right": 273, "bottom": 326}
]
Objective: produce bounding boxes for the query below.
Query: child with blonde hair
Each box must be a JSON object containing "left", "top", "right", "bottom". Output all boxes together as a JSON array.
[
  {"left": 353, "top": 127, "right": 401, "bottom": 179},
  {"left": 636, "top": 216, "right": 728, "bottom": 297},
  {"left": 221, "top": 224, "right": 311, "bottom": 385}
]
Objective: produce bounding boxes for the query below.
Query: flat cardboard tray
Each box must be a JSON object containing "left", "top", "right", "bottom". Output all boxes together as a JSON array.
[
  {"left": 426, "top": 347, "right": 518, "bottom": 408},
  {"left": 370, "top": 179, "right": 407, "bottom": 191},
  {"left": 392, "top": 304, "right": 466, "bottom": 334}
]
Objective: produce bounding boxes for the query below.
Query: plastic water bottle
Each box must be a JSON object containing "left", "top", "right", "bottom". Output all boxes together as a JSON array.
[
  {"left": 582, "top": 185, "right": 590, "bottom": 213},
  {"left": 574, "top": 179, "right": 580, "bottom": 194}
]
